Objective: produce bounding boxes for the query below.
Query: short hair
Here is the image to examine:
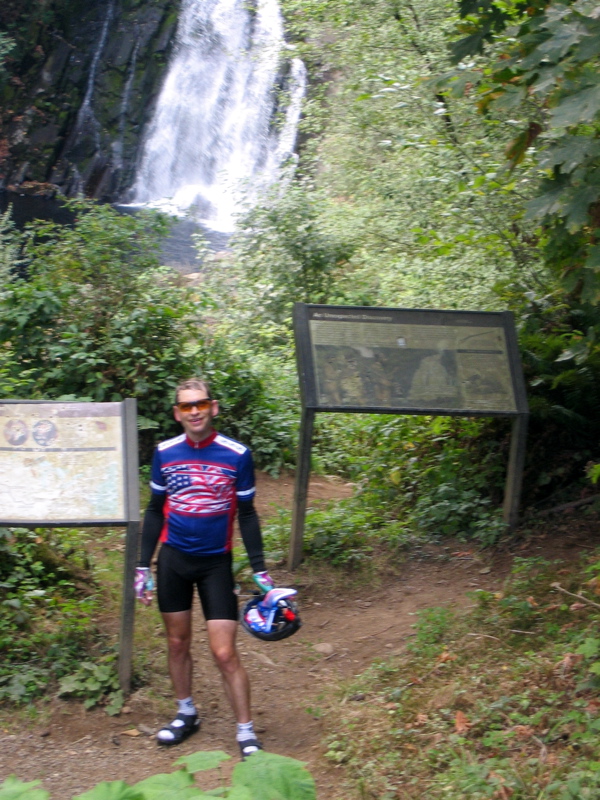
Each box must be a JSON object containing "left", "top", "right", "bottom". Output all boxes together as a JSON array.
[{"left": 174, "top": 378, "right": 212, "bottom": 404}]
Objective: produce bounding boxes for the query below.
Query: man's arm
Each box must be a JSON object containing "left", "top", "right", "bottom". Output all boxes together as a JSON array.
[
  {"left": 237, "top": 498, "right": 266, "bottom": 573},
  {"left": 139, "top": 491, "right": 166, "bottom": 567}
]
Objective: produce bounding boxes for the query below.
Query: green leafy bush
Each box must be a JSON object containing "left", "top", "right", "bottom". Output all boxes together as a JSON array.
[
  {"left": 0, "top": 749, "right": 316, "bottom": 800},
  {"left": 57, "top": 654, "right": 124, "bottom": 715},
  {"left": 0, "top": 526, "right": 99, "bottom": 703}
]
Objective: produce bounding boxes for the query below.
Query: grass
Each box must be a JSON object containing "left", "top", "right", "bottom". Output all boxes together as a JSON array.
[{"left": 316, "top": 548, "right": 600, "bottom": 799}]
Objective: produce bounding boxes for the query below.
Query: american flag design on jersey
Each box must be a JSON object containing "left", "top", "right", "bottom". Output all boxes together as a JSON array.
[
  {"left": 165, "top": 463, "right": 237, "bottom": 516},
  {"left": 150, "top": 430, "right": 256, "bottom": 557}
]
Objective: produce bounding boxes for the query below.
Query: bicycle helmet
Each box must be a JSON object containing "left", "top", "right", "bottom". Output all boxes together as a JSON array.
[{"left": 241, "top": 587, "right": 301, "bottom": 641}]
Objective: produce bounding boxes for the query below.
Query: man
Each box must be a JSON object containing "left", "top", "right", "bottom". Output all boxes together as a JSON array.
[{"left": 134, "top": 378, "right": 274, "bottom": 756}]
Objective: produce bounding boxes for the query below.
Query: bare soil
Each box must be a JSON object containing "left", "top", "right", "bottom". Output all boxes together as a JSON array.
[{"left": 0, "top": 473, "right": 595, "bottom": 799}]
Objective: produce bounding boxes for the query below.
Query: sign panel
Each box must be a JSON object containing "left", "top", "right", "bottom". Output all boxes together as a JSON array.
[
  {"left": 0, "top": 401, "right": 127, "bottom": 524},
  {"left": 295, "top": 304, "right": 527, "bottom": 416}
]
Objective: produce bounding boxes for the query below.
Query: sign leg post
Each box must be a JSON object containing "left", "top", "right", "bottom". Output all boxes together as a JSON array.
[
  {"left": 503, "top": 414, "right": 528, "bottom": 530},
  {"left": 118, "top": 519, "right": 139, "bottom": 693},
  {"left": 288, "top": 408, "right": 315, "bottom": 571}
]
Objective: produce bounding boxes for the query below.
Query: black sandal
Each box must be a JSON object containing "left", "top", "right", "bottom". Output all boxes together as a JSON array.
[
  {"left": 156, "top": 712, "right": 200, "bottom": 746},
  {"left": 239, "top": 738, "right": 263, "bottom": 760}
]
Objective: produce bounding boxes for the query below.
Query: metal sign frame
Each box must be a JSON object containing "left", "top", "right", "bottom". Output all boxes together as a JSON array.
[
  {"left": 0, "top": 398, "right": 140, "bottom": 691},
  {"left": 289, "top": 303, "right": 529, "bottom": 569}
]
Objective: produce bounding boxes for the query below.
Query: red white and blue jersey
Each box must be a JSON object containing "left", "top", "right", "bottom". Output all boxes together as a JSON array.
[{"left": 150, "top": 430, "right": 256, "bottom": 557}]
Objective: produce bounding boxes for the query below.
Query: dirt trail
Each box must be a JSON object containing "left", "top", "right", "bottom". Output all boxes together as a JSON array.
[{"left": 0, "top": 474, "right": 590, "bottom": 799}]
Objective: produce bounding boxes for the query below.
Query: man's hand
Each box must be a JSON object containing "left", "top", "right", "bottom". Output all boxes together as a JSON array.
[
  {"left": 134, "top": 566, "right": 154, "bottom": 606},
  {"left": 252, "top": 570, "right": 275, "bottom": 594}
]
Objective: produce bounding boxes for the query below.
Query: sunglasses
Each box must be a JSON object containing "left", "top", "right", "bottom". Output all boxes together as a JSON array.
[{"left": 176, "top": 399, "right": 212, "bottom": 412}]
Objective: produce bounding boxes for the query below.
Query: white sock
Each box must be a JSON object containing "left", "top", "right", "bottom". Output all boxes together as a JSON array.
[
  {"left": 156, "top": 699, "right": 197, "bottom": 742},
  {"left": 177, "top": 697, "right": 197, "bottom": 716},
  {"left": 236, "top": 720, "right": 256, "bottom": 742}
]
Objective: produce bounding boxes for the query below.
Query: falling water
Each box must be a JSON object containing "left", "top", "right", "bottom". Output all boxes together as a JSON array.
[
  {"left": 74, "top": 0, "right": 115, "bottom": 150},
  {"left": 131, "top": 0, "right": 306, "bottom": 233}
]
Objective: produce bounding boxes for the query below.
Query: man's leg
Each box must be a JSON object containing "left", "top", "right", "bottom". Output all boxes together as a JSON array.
[
  {"left": 156, "top": 609, "right": 200, "bottom": 745},
  {"left": 206, "top": 619, "right": 251, "bottom": 723},
  {"left": 162, "top": 610, "right": 194, "bottom": 699}
]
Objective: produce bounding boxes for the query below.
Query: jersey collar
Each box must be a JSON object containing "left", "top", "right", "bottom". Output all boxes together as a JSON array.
[{"left": 185, "top": 430, "right": 218, "bottom": 449}]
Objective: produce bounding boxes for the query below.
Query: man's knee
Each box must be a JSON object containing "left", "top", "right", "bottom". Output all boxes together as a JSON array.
[
  {"left": 167, "top": 632, "right": 192, "bottom": 659},
  {"left": 211, "top": 642, "right": 239, "bottom": 672}
]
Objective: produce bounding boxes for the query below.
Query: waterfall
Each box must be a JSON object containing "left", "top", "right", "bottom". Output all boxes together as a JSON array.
[
  {"left": 112, "top": 40, "right": 141, "bottom": 171},
  {"left": 131, "top": 0, "right": 306, "bottom": 233},
  {"left": 74, "top": 0, "right": 115, "bottom": 149}
]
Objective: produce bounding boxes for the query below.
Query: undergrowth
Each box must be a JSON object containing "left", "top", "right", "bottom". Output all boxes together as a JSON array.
[
  {"left": 319, "top": 546, "right": 600, "bottom": 799},
  {"left": 0, "top": 526, "right": 104, "bottom": 705}
]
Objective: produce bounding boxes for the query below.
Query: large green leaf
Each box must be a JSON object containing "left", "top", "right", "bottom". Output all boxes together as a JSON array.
[
  {"left": 526, "top": 186, "right": 567, "bottom": 221},
  {"left": 173, "top": 752, "right": 232, "bottom": 774},
  {"left": 222, "top": 788, "right": 253, "bottom": 800},
  {"left": 539, "top": 136, "right": 600, "bottom": 174},
  {"left": 72, "top": 782, "right": 144, "bottom": 800},
  {"left": 521, "top": 20, "right": 589, "bottom": 67},
  {"left": 564, "top": 183, "right": 600, "bottom": 231},
  {"left": 0, "top": 776, "right": 49, "bottom": 800},
  {"left": 550, "top": 83, "right": 600, "bottom": 128},
  {"left": 231, "top": 752, "right": 316, "bottom": 800},
  {"left": 132, "top": 771, "right": 207, "bottom": 800}
]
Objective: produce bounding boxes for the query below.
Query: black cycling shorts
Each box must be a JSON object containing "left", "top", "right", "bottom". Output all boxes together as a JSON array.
[{"left": 156, "top": 544, "right": 238, "bottom": 619}]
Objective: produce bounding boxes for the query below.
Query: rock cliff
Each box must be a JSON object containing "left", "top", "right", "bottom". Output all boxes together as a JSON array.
[{"left": 0, "top": 0, "right": 180, "bottom": 201}]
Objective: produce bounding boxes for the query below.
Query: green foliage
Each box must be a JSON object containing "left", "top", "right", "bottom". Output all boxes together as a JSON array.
[
  {"left": 444, "top": 0, "right": 600, "bottom": 301},
  {"left": 317, "top": 549, "right": 600, "bottom": 798},
  {"left": 512, "top": 290, "right": 600, "bottom": 502},
  {"left": 231, "top": 752, "right": 316, "bottom": 800},
  {"left": 0, "top": 750, "right": 316, "bottom": 800},
  {"left": 0, "top": 526, "right": 100, "bottom": 704},
  {"left": 229, "top": 180, "right": 357, "bottom": 328},
  {"left": 0, "top": 776, "right": 48, "bottom": 800},
  {"left": 57, "top": 655, "right": 124, "bottom": 715},
  {"left": 0, "top": 201, "right": 201, "bottom": 455},
  {"left": 173, "top": 751, "right": 232, "bottom": 773}
]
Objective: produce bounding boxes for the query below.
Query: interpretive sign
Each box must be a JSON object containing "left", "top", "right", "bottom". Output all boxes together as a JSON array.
[
  {"left": 0, "top": 401, "right": 131, "bottom": 525},
  {"left": 289, "top": 304, "right": 529, "bottom": 569},
  {"left": 295, "top": 304, "right": 527, "bottom": 416},
  {"left": 0, "top": 399, "right": 140, "bottom": 692}
]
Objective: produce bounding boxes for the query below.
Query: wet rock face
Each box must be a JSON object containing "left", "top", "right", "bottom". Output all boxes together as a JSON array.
[{"left": 0, "top": 0, "right": 181, "bottom": 201}]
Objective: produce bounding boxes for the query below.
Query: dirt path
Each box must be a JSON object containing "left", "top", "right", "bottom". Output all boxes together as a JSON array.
[{"left": 0, "top": 474, "right": 591, "bottom": 798}]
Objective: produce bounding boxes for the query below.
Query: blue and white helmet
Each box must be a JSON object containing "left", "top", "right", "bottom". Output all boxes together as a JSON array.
[{"left": 241, "top": 587, "right": 301, "bottom": 641}]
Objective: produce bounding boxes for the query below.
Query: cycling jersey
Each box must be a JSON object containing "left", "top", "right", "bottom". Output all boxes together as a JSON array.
[{"left": 149, "top": 429, "right": 256, "bottom": 558}]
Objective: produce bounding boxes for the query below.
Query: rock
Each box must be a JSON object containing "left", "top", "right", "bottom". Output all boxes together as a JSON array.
[{"left": 313, "top": 642, "right": 335, "bottom": 656}]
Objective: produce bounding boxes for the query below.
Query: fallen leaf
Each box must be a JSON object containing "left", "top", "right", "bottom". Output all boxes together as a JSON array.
[
  {"left": 480, "top": 567, "right": 492, "bottom": 574},
  {"left": 513, "top": 725, "right": 534, "bottom": 739},
  {"left": 438, "top": 651, "right": 457, "bottom": 663},
  {"left": 455, "top": 710, "right": 470, "bottom": 734},
  {"left": 569, "top": 602, "right": 586, "bottom": 611},
  {"left": 526, "top": 596, "right": 538, "bottom": 608},
  {"left": 554, "top": 652, "right": 583, "bottom": 675},
  {"left": 121, "top": 729, "right": 141, "bottom": 737},
  {"left": 415, "top": 713, "right": 428, "bottom": 726},
  {"left": 137, "top": 724, "right": 155, "bottom": 736}
]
